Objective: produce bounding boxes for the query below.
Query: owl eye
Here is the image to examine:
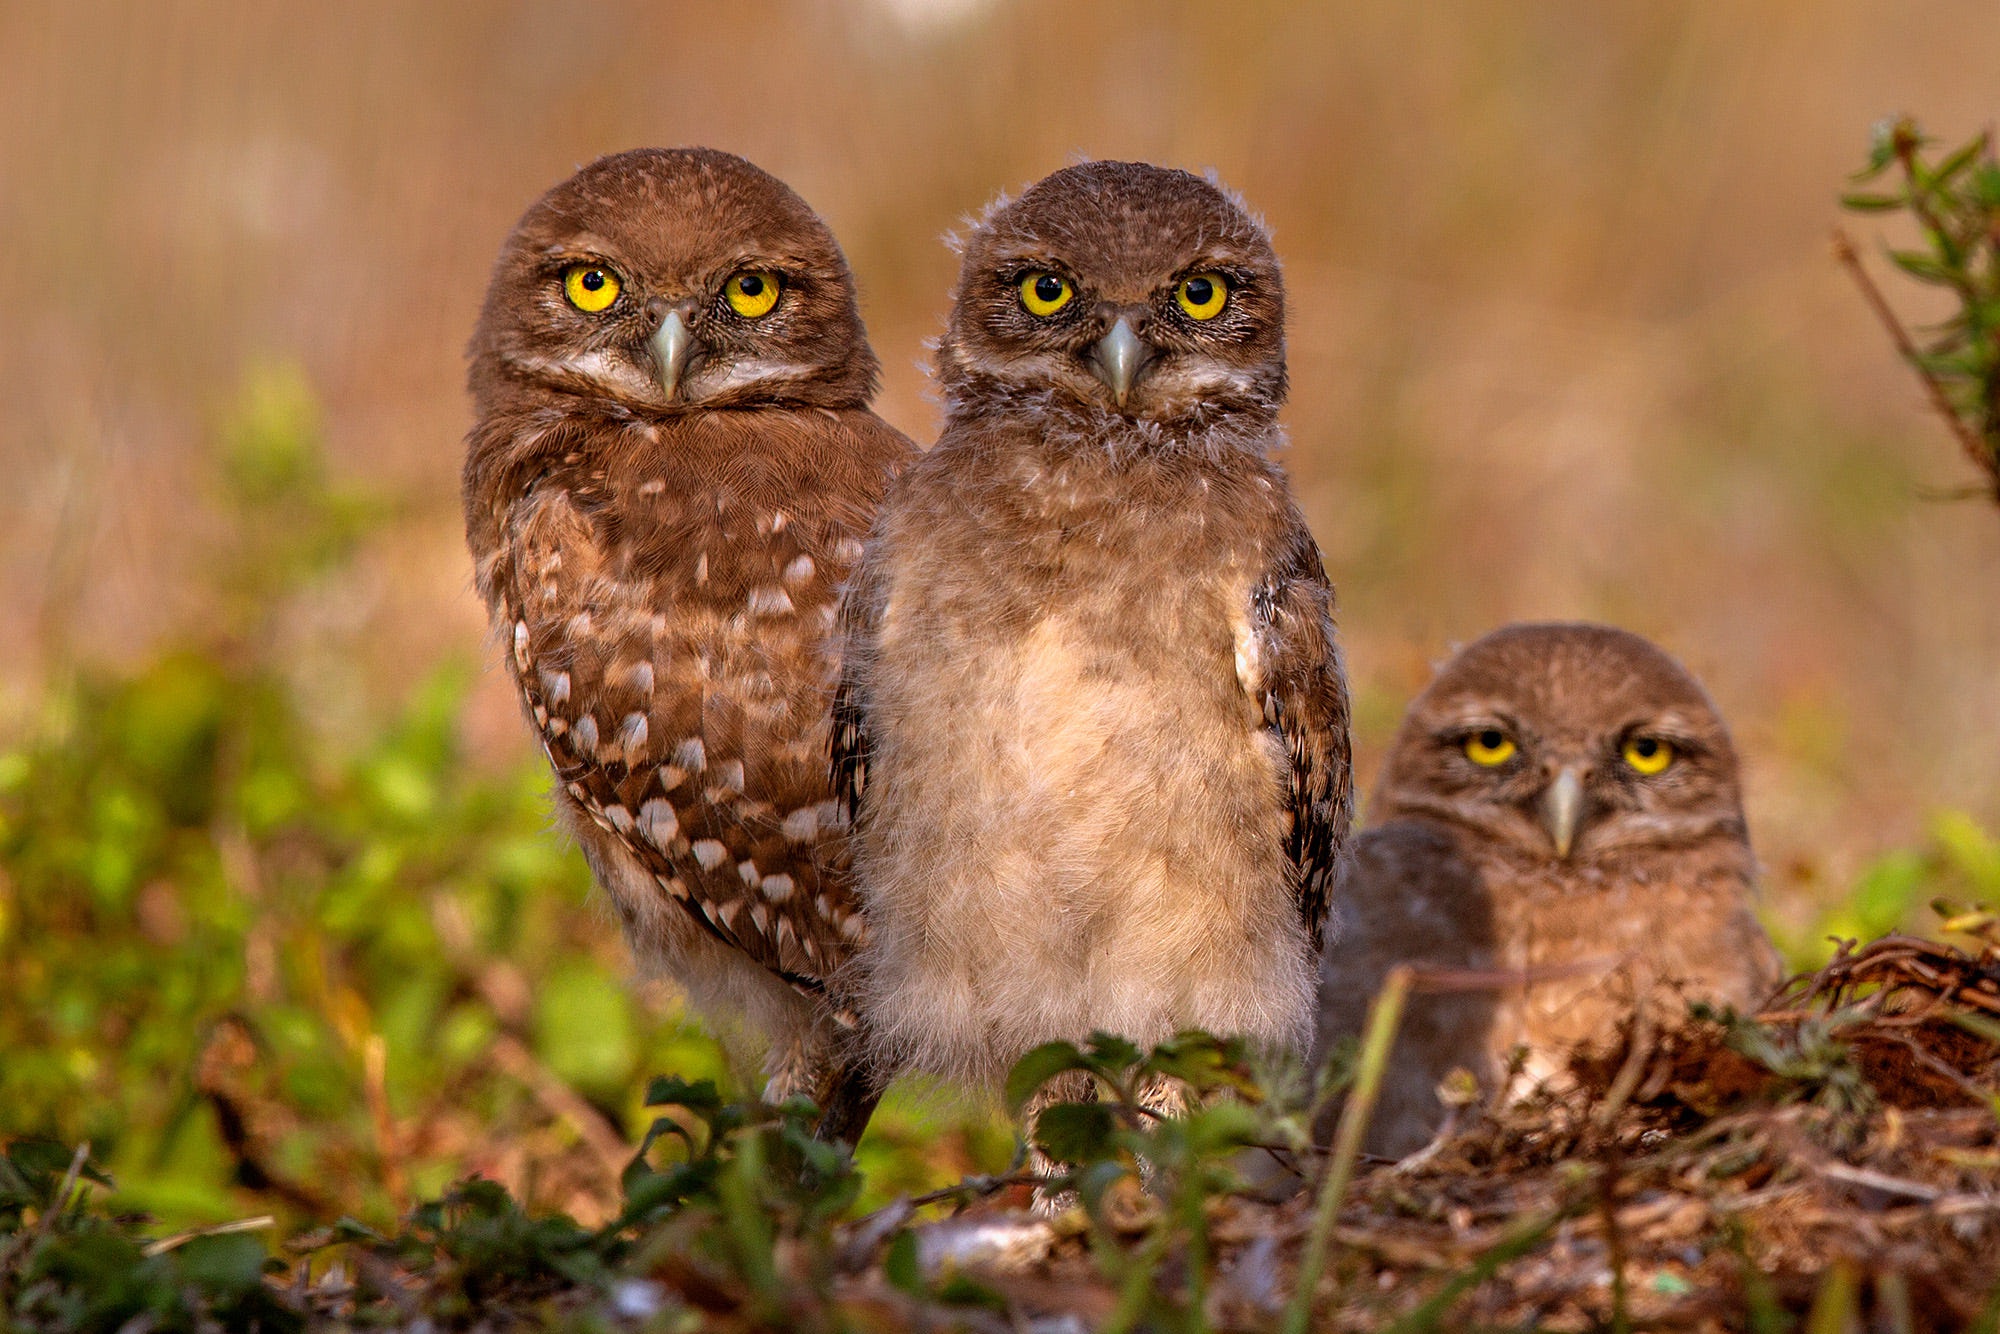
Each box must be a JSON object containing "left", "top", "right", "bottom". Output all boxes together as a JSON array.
[
  {"left": 1175, "top": 272, "right": 1229, "bottom": 320},
  {"left": 561, "top": 264, "right": 622, "bottom": 313},
  {"left": 1019, "top": 272, "right": 1073, "bottom": 317},
  {"left": 1622, "top": 736, "right": 1675, "bottom": 775},
  {"left": 1463, "top": 730, "right": 1516, "bottom": 767},
  {"left": 725, "top": 271, "right": 782, "bottom": 319}
]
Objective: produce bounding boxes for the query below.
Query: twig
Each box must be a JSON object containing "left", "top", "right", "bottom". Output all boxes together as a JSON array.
[
  {"left": 29, "top": 1144, "right": 92, "bottom": 1242},
  {"left": 1831, "top": 227, "right": 1998, "bottom": 492},
  {"left": 142, "top": 1215, "right": 277, "bottom": 1258},
  {"left": 1811, "top": 1160, "right": 1943, "bottom": 1203},
  {"left": 1595, "top": 996, "right": 1657, "bottom": 1132},
  {"left": 902, "top": 1172, "right": 1047, "bottom": 1212},
  {"left": 1280, "top": 965, "right": 1411, "bottom": 1334},
  {"left": 489, "top": 1034, "right": 632, "bottom": 1183}
]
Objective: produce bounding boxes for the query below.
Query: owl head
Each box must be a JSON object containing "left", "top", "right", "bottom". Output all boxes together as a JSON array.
[
  {"left": 937, "top": 160, "right": 1287, "bottom": 429},
  {"left": 1371, "top": 623, "right": 1749, "bottom": 867},
  {"left": 468, "top": 148, "right": 878, "bottom": 415}
]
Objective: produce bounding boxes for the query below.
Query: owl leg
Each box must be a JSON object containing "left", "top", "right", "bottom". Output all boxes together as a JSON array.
[
  {"left": 760, "top": 1026, "right": 823, "bottom": 1106},
  {"left": 1023, "top": 1071, "right": 1098, "bottom": 1216},
  {"left": 812, "top": 1060, "right": 883, "bottom": 1148},
  {"left": 762, "top": 1015, "right": 883, "bottom": 1148}
]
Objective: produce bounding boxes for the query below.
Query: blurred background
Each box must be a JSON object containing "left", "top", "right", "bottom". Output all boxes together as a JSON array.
[{"left": 3, "top": 0, "right": 1998, "bottom": 1229}]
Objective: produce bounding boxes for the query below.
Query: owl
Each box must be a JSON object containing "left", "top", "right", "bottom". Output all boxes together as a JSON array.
[
  {"left": 834, "top": 161, "right": 1353, "bottom": 1096},
  {"left": 1314, "top": 622, "right": 1783, "bottom": 1157},
  {"left": 462, "top": 148, "right": 916, "bottom": 1141}
]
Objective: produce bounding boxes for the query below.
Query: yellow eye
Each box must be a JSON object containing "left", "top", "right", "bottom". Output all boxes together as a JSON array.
[
  {"left": 1019, "top": 272, "right": 1073, "bottom": 317},
  {"left": 725, "top": 271, "right": 781, "bottom": 318},
  {"left": 1175, "top": 272, "right": 1228, "bottom": 320},
  {"left": 1622, "top": 736, "right": 1674, "bottom": 775},
  {"left": 562, "top": 264, "right": 621, "bottom": 313},
  {"left": 1463, "top": 730, "right": 1516, "bottom": 767}
]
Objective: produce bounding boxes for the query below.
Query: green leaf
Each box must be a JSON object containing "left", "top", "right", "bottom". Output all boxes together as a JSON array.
[
  {"left": 1932, "top": 134, "right": 1990, "bottom": 186},
  {"left": 1072, "top": 1158, "right": 1132, "bottom": 1213},
  {"left": 1004, "top": 1040, "right": 1091, "bottom": 1113},
  {"left": 883, "top": 1228, "right": 924, "bottom": 1295},
  {"left": 1890, "top": 249, "right": 1959, "bottom": 286},
  {"left": 1971, "top": 162, "right": 2000, "bottom": 208},
  {"left": 173, "top": 1232, "right": 269, "bottom": 1298},
  {"left": 645, "top": 1075, "right": 723, "bottom": 1116},
  {"left": 329, "top": 1216, "right": 385, "bottom": 1243},
  {"left": 1856, "top": 119, "right": 1901, "bottom": 179},
  {"left": 1082, "top": 1032, "right": 1143, "bottom": 1074},
  {"left": 1839, "top": 192, "right": 1903, "bottom": 213},
  {"left": 1033, "top": 1102, "right": 1119, "bottom": 1164},
  {"left": 1181, "top": 1100, "right": 1264, "bottom": 1157},
  {"left": 936, "top": 1273, "right": 1009, "bottom": 1310},
  {"left": 1933, "top": 810, "right": 2000, "bottom": 896},
  {"left": 1146, "top": 1032, "right": 1259, "bottom": 1097}
]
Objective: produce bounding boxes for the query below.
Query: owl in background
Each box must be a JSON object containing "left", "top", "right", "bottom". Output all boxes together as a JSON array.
[
  {"left": 1314, "top": 622, "right": 1783, "bottom": 1157},
  {"left": 835, "top": 161, "right": 1352, "bottom": 1100},
  {"left": 463, "top": 148, "right": 915, "bottom": 1143}
]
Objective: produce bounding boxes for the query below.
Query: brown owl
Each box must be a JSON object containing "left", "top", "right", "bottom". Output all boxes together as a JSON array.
[
  {"left": 1314, "top": 622, "right": 1783, "bottom": 1157},
  {"left": 462, "top": 148, "right": 916, "bottom": 1141},
  {"left": 835, "top": 161, "right": 1353, "bottom": 1094}
]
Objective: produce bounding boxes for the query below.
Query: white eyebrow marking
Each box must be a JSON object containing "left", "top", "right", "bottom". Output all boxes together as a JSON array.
[{"left": 508, "top": 349, "right": 657, "bottom": 397}]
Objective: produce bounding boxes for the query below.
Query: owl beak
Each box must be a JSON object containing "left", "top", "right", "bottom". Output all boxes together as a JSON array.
[
  {"left": 650, "top": 310, "right": 695, "bottom": 401},
  {"left": 1090, "top": 317, "right": 1153, "bottom": 407},
  {"left": 1541, "top": 766, "right": 1586, "bottom": 860}
]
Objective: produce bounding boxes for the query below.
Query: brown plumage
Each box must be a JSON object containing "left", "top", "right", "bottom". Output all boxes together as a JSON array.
[
  {"left": 1314, "top": 622, "right": 1783, "bottom": 1156},
  {"left": 462, "top": 148, "right": 915, "bottom": 1134},
  {"left": 836, "top": 161, "right": 1353, "bottom": 1092}
]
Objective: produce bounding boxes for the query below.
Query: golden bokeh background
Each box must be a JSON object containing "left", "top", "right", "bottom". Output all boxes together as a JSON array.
[{"left": 5, "top": 0, "right": 1999, "bottom": 945}]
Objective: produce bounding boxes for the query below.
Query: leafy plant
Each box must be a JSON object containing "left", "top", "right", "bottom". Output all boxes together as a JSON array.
[
  {"left": 1838, "top": 117, "right": 2000, "bottom": 502},
  {"left": 1006, "top": 1031, "right": 1314, "bottom": 1333},
  {"left": 1, "top": 1139, "right": 300, "bottom": 1333}
]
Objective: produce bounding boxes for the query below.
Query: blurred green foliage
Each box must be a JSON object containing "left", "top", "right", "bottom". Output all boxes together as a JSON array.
[
  {"left": 0, "top": 1043, "right": 1306, "bottom": 1330},
  {"left": 1781, "top": 809, "right": 2000, "bottom": 967},
  {"left": 1004, "top": 1031, "right": 1318, "bottom": 1333},
  {"left": 0, "top": 365, "right": 1004, "bottom": 1239},
  {"left": 0, "top": 317, "right": 1996, "bottom": 1324}
]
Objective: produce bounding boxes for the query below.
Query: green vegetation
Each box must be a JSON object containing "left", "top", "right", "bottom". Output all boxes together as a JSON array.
[
  {"left": 7, "top": 116, "right": 2000, "bottom": 1328},
  {"left": 0, "top": 365, "right": 1006, "bottom": 1241},
  {"left": 1838, "top": 118, "right": 2000, "bottom": 499}
]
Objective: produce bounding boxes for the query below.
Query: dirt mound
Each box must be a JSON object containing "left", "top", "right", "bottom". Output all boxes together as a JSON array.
[{"left": 869, "top": 932, "right": 2000, "bottom": 1331}]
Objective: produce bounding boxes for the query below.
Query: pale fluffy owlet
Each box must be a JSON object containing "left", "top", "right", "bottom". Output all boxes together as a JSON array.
[
  {"left": 835, "top": 161, "right": 1353, "bottom": 1094},
  {"left": 463, "top": 148, "right": 916, "bottom": 1140},
  {"left": 1314, "top": 622, "right": 1783, "bottom": 1157}
]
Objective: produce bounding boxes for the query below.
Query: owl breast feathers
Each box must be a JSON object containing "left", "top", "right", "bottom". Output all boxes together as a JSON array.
[
  {"left": 462, "top": 148, "right": 915, "bottom": 1123},
  {"left": 1314, "top": 622, "right": 1783, "bottom": 1157},
  {"left": 835, "top": 160, "right": 1353, "bottom": 1089}
]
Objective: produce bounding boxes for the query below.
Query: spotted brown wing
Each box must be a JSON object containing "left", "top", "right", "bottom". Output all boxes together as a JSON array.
[
  {"left": 481, "top": 410, "right": 903, "bottom": 992},
  {"left": 1250, "top": 516, "right": 1354, "bottom": 950}
]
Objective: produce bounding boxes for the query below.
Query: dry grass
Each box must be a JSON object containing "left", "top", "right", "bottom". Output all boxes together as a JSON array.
[{"left": 849, "top": 932, "right": 2000, "bottom": 1332}]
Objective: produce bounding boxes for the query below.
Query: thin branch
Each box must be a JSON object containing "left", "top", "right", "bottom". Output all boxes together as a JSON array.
[
  {"left": 142, "top": 1215, "right": 277, "bottom": 1258},
  {"left": 1832, "top": 227, "right": 1999, "bottom": 493},
  {"left": 489, "top": 1034, "right": 632, "bottom": 1183}
]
